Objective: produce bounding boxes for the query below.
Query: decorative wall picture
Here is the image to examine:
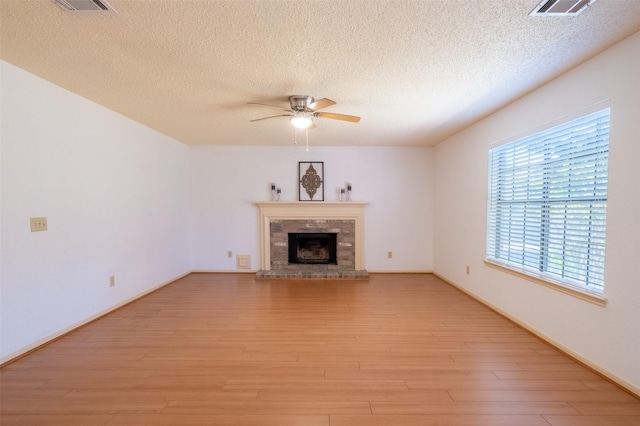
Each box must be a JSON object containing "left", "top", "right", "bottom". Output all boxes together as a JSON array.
[{"left": 298, "top": 161, "right": 324, "bottom": 201}]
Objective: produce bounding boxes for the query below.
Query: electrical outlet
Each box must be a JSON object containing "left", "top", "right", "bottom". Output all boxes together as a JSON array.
[
  {"left": 30, "top": 217, "right": 48, "bottom": 232},
  {"left": 228, "top": 250, "right": 233, "bottom": 258},
  {"left": 387, "top": 251, "right": 393, "bottom": 259},
  {"left": 109, "top": 275, "right": 115, "bottom": 287}
]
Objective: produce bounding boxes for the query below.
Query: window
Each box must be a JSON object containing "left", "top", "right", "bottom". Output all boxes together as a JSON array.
[{"left": 486, "top": 108, "right": 610, "bottom": 296}]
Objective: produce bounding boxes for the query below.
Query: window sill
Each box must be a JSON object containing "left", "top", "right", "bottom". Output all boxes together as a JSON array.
[{"left": 484, "top": 260, "right": 607, "bottom": 307}]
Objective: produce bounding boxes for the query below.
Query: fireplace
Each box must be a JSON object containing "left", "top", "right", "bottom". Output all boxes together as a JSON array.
[
  {"left": 289, "top": 233, "right": 337, "bottom": 265},
  {"left": 254, "top": 202, "right": 369, "bottom": 279}
]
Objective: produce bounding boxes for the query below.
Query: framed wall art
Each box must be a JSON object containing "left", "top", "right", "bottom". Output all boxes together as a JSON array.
[{"left": 298, "top": 161, "right": 324, "bottom": 201}]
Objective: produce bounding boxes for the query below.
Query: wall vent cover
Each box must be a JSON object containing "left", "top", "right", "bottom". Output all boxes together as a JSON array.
[
  {"left": 53, "top": 0, "right": 116, "bottom": 13},
  {"left": 529, "top": 0, "right": 596, "bottom": 16}
]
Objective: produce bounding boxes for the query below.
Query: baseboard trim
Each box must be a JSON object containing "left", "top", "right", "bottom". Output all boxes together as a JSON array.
[
  {"left": 190, "top": 269, "right": 432, "bottom": 274},
  {"left": 0, "top": 271, "right": 191, "bottom": 366},
  {"left": 433, "top": 272, "right": 640, "bottom": 399},
  {"left": 190, "top": 269, "right": 259, "bottom": 274}
]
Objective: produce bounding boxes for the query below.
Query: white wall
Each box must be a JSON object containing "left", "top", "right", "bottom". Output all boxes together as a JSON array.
[
  {"left": 188, "top": 145, "right": 434, "bottom": 272},
  {"left": 0, "top": 61, "right": 191, "bottom": 362},
  {"left": 433, "top": 31, "right": 640, "bottom": 393}
]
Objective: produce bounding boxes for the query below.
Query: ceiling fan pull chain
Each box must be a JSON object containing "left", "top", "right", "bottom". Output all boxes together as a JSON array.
[
  {"left": 293, "top": 127, "right": 298, "bottom": 145},
  {"left": 306, "top": 128, "right": 309, "bottom": 152}
]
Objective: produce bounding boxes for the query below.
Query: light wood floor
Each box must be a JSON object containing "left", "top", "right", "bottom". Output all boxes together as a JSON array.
[{"left": 2, "top": 273, "right": 639, "bottom": 425}]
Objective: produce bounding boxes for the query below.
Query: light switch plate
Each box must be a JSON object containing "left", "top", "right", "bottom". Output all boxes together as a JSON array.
[{"left": 30, "top": 217, "right": 48, "bottom": 232}]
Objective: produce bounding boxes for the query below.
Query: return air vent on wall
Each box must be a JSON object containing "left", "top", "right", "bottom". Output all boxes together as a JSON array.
[
  {"left": 53, "top": 0, "right": 116, "bottom": 13},
  {"left": 529, "top": 0, "right": 596, "bottom": 16}
]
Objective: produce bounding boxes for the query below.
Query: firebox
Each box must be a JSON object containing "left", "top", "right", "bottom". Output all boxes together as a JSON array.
[{"left": 288, "top": 233, "right": 338, "bottom": 265}]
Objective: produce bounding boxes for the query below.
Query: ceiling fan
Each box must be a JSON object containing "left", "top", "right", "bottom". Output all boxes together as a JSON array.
[{"left": 248, "top": 95, "right": 361, "bottom": 129}]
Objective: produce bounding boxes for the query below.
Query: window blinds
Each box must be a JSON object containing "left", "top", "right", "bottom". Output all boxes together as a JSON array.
[{"left": 487, "top": 108, "right": 610, "bottom": 293}]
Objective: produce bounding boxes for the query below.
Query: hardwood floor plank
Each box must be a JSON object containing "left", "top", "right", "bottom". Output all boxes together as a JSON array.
[
  {"left": 493, "top": 370, "right": 601, "bottom": 381},
  {"left": 329, "top": 414, "right": 551, "bottom": 425},
  {"left": 151, "top": 366, "right": 326, "bottom": 379},
  {"left": 222, "top": 378, "right": 409, "bottom": 391},
  {"left": 298, "top": 353, "right": 455, "bottom": 363},
  {"left": 406, "top": 379, "right": 591, "bottom": 391},
  {"left": 0, "top": 388, "right": 69, "bottom": 401},
  {"left": 0, "top": 414, "right": 114, "bottom": 425},
  {"left": 325, "top": 368, "right": 498, "bottom": 381},
  {"left": 105, "top": 414, "right": 329, "bottom": 425},
  {"left": 162, "top": 400, "right": 371, "bottom": 415},
  {"left": 450, "top": 354, "right": 576, "bottom": 363},
  {"left": 370, "top": 401, "right": 579, "bottom": 415},
  {"left": 359, "top": 361, "right": 523, "bottom": 370},
  {"left": 569, "top": 402, "right": 640, "bottom": 415},
  {"left": 197, "top": 359, "right": 360, "bottom": 369},
  {"left": 449, "top": 389, "right": 638, "bottom": 403},
  {"left": 61, "top": 389, "right": 259, "bottom": 402},
  {"left": 1, "top": 399, "right": 167, "bottom": 415},
  {"left": 257, "top": 389, "right": 452, "bottom": 402}
]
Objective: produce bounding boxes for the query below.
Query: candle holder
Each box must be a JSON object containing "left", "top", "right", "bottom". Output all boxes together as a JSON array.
[
  {"left": 346, "top": 182, "right": 352, "bottom": 201},
  {"left": 271, "top": 183, "right": 277, "bottom": 201}
]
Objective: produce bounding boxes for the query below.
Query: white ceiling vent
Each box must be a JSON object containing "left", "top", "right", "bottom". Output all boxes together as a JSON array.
[
  {"left": 53, "top": 0, "right": 116, "bottom": 13},
  {"left": 529, "top": 0, "right": 596, "bottom": 16}
]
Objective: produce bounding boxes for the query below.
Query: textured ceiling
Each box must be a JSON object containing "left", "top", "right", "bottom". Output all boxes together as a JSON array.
[{"left": 2, "top": 0, "right": 640, "bottom": 147}]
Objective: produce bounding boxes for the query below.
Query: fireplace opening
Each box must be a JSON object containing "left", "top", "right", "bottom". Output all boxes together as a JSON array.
[{"left": 288, "top": 233, "right": 338, "bottom": 264}]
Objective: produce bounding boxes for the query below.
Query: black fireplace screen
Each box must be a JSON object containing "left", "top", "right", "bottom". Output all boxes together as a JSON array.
[{"left": 288, "top": 233, "right": 338, "bottom": 264}]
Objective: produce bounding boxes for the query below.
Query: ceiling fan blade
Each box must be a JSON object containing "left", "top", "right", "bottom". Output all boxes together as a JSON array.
[
  {"left": 250, "top": 114, "right": 292, "bottom": 122},
  {"left": 307, "top": 98, "right": 336, "bottom": 111},
  {"left": 315, "top": 111, "right": 361, "bottom": 123},
  {"left": 247, "top": 102, "right": 291, "bottom": 112}
]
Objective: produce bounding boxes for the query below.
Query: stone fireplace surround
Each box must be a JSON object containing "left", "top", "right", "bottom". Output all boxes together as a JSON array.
[{"left": 254, "top": 202, "right": 369, "bottom": 279}]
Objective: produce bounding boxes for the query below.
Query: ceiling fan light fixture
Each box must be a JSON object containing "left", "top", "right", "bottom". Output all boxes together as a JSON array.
[{"left": 290, "top": 115, "right": 313, "bottom": 129}]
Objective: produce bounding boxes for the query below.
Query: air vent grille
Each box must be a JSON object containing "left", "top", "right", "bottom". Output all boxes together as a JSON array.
[
  {"left": 53, "top": 0, "right": 116, "bottom": 13},
  {"left": 530, "top": 0, "right": 595, "bottom": 16}
]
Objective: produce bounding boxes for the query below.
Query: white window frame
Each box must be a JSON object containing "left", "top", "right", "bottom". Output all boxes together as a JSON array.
[{"left": 486, "top": 106, "right": 610, "bottom": 305}]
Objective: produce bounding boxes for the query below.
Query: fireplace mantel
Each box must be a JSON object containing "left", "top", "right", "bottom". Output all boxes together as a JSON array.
[{"left": 254, "top": 202, "right": 368, "bottom": 271}]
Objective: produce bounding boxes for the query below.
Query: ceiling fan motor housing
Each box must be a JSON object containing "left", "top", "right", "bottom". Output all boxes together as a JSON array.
[{"left": 289, "top": 95, "right": 314, "bottom": 111}]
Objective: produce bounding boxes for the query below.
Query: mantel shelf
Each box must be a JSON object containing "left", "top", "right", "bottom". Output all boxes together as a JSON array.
[{"left": 253, "top": 201, "right": 369, "bottom": 207}]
